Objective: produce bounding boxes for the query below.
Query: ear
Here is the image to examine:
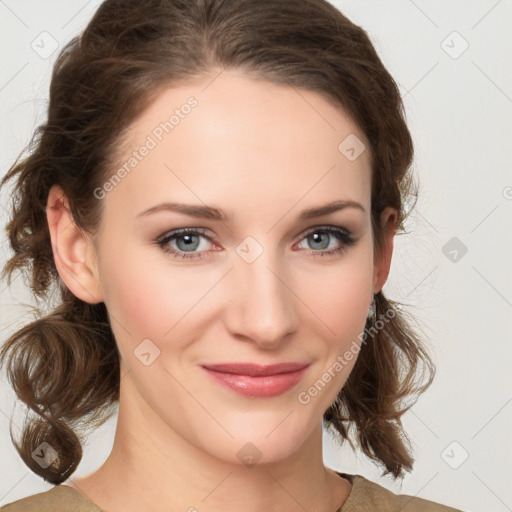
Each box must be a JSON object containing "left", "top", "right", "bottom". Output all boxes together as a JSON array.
[
  {"left": 372, "top": 207, "right": 398, "bottom": 294},
  {"left": 46, "top": 185, "right": 103, "bottom": 304}
]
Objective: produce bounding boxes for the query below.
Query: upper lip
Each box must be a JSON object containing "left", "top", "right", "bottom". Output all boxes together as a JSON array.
[{"left": 202, "top": 362, "right": 310, "bottom": 376}]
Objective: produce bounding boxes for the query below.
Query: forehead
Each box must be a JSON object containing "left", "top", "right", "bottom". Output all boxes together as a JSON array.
[{"left": 103, "top": 69, "right": 372, "bottom": 223}]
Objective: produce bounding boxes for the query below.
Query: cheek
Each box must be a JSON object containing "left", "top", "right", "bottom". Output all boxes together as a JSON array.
[
  {"left": 96, "top": 242, "right": 217, "bottom": 357},
  {"left": 101, "top": 258, "right": 165, "bottom": 333},
  {"left": 293, "top": 243, "right": 373, "bottom": 401},
  {"left": 97, "top": 227, "right": 374, "bottom": 356},
  {"left": 294, "top": 268, "right": 371, "bottom": 411},
  {"left": 94, "top": 240, "right": 166, "bottom": 347},
  {"left": 296, "top": 245, "right": 374, "bottom": 340}
]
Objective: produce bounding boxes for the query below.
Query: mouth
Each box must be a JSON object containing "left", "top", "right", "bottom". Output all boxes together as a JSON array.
[{"left": 201, "top": 362, "right": 311, "bottom": 398}]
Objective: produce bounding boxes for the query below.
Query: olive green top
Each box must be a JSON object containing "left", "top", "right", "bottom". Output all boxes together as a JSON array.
[{"left": 0, "top": 472, "right": 463, "bottom": 511}]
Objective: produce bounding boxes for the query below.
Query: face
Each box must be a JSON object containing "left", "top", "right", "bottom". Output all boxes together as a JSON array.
[{"left": 61, "top": 69, "right": 394, "bottom": 466}]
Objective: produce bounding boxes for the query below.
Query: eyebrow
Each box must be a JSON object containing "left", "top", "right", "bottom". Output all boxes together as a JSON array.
[{"left": 136, "top": 199, "right": 366, "bottom": 222}]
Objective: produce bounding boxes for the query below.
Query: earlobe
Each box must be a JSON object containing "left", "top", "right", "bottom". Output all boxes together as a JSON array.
[
  {"left": 46, "top": 185, "right": 103, "bottom": 304},
  {"left": 372, "top": 207, "right": 397, "bottom": 294}
]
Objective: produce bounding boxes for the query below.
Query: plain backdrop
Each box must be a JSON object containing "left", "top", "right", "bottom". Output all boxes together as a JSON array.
[{"left": 0, "top": 1, "right": 511, "bottom": 511}]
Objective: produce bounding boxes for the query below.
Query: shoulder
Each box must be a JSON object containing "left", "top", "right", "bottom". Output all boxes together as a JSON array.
[
  {"left": 0, "top": 485, "right": 105, "bottom": 512},
  {"left": 338, "top": 472, "right": 464, "bottom": 512}
]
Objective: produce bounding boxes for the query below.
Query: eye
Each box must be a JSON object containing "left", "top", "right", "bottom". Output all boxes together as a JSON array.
[
  {"left": 155, "top": 225, "right": 355, "bottom": 261},
  {"left": 295, "top": 226, "right": 355, "bottom": 257},
  {"left": 156, "top": 228, "right": 216, "bottom": 260}
]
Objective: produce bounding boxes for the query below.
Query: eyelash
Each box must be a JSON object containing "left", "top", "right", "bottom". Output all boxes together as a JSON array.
[{"left": 155, "top": 226, "right": 356, "bottom": 261}]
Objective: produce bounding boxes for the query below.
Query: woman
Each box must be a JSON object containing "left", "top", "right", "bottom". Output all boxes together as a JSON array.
[{"left": 0, "top": 0, "right": 463, "bottom": 510}]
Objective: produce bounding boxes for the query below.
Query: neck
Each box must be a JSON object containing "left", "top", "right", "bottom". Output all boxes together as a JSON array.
[{"left": 66, "top": 376, "right": 351, "bottom": 512}]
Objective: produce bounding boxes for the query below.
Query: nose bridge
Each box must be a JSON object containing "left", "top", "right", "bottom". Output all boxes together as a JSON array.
[{"left": 227, "top": 238, "right": 299, "bottom": 346}]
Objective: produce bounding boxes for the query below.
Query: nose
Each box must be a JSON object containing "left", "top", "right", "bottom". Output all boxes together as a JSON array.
[{"left": 224, "top": 248, "right": 300, "bottom": 349}]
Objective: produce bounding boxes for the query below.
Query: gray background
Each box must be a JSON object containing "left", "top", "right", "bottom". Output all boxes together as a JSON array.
[{"left": 1, "top": 1, "right": 511, "bottom": 510}]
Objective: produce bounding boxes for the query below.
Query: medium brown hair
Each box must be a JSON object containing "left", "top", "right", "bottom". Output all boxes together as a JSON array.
[{"left": 1, "top": 0, "right": 434, "bottom": 484}]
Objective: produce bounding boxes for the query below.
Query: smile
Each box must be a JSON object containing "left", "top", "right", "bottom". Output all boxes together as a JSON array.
[{"left": 201, "top": 362, "right": 311, "bottom": 398}]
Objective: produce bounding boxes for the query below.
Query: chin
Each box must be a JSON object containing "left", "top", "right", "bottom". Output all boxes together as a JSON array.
[{"left": 196, "top": 420, "right": 315, "bottom": 469}]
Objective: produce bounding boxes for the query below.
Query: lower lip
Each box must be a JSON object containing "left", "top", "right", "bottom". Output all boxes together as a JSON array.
[{"left": 202, "top": 366, "right": 309, "bottom": 398}]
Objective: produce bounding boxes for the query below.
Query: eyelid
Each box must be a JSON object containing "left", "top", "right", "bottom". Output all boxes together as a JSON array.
[
  {"left": 155, "top": 224, "right": 355, "bottom": 261},
  {"left": 155, "top": 227, "right": 218, "bottom": 259},
  {"left": 156, "top": 224, "right": 353, "bottom": 246},
  {"left": 156, "top": 226, "right": 213, "bottom": 243},
  {"left": 301, "top": 224, "right": 352, "bottom": 238}
]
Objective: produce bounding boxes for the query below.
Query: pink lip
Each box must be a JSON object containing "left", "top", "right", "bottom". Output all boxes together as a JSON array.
[{"left": 201, "top": 362, "right": 310, "bottom": 398}]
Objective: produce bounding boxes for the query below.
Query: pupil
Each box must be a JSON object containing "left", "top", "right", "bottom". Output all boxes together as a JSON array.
[
  {"left": 311, "top": 232, "right": 328, "bottom": 250},
  {"left": 178, "top": 234, "right": 198, "bottom": 251}
]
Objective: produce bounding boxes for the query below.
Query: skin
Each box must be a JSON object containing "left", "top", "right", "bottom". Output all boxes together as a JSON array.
[{"left": 46, "top": 69, "right": 396, "bottom": 512}]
